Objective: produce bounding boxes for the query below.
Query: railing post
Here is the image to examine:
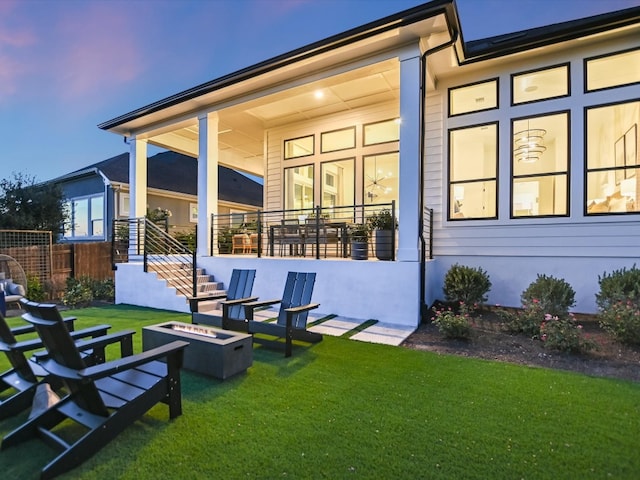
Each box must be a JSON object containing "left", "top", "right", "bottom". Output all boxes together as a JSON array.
[
  {"left": 391, "top": 200, "right": 396, "bottom": 261},
  {"left": 257, "top": 211, "right": 262, "bottom": 258},
  {"left": 192, "top": 238, "right": 198, "bottom": 298},
  {"left": 143, "top": 219, "right": 148, "bottom": 273},
  {"left": 314, "top": 205, "right": 321, "bottom": 260},
  {"left": 111, "top": 221, "right": 116, "bottom": 270}
]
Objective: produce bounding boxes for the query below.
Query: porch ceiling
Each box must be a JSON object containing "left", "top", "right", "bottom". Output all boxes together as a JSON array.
[
  {"left": 110, "top": 12, "right": 452, "bottom": 178},
  {"left": 146, "top": 58, "right": 403, "bottom": 177}
]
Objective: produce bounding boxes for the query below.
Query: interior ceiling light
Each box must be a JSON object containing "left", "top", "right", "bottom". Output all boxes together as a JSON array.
[
  {"left": 314, "top": 90, "right": 324, "bottom": 99},
  {"left": 514, "top": 122, "right": 546, "bottom": 163}
]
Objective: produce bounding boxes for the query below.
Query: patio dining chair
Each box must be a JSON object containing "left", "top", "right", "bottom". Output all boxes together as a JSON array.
[
  {"left": 274, "top": 219, "right": 304, "bottom": 256},
  {"left": 303, "top": 218, "right": 341, "bottom": 258}
]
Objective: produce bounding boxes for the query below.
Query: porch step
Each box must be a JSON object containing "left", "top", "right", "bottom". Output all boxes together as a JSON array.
[
  {"left": 197, "top": 283, "right": 224, "bottom": 293},
  {"left": 146, "top": 260, "right": 230, "bottom": 309}
]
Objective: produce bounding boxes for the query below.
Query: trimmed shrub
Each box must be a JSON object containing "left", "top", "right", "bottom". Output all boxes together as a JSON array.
[
  {"left": 596, "top": 265, "right": 640, "bottom": 345},
  {"left": 596, "top": 265, "right": 640, "bottom": 311},
  {"left": 540, "top": 314, "right": 598, "bottom": 353},
  {"left": 443, "top": 264, "right": 491, "bottom": 308},
  {"left": 62, "top": 276, "right": 114, "bottom": 308},
  {"left": 497, "top": 301, "right": 544, "bottom": 338},
  {"left": 62, "top": 277, "right": 93, "bottom": 308},
  {"left": 92, "top": 278, "right": 115, "bottom": 302},
  {"left": 432, "top": 302, "right": 473, "bottom": 340},
  {"left": 521, "top": 274, "right": 575, "bottom": 317},
  {"left": 26, "top": 274, "right": 47, "bottom": 302}
]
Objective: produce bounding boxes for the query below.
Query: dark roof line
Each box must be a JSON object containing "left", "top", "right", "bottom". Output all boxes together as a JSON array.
[
  {"left": 98, "top": 1, "right": 639, "bottom": 132},
  {"left": 51, "top": 151, "right": 263, "bottom": 207},
  {"left": 97, "top": 0, "right": 453, "bottom": 131},
  {"left": 461, "top": 6, "right": 640, "bottom": 63}
]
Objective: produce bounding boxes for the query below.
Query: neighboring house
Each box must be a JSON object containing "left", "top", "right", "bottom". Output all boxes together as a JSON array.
[
  {"left": 98, "top": 1, "right": 640, "bottom": 326},
  {"left": 51, "top": 150, "right": 263, "bottom": 242}
]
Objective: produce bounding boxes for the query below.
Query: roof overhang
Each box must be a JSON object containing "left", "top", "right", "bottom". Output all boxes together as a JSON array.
[{"left": 98, "top": 0, "right": 457, "bottom": 137}]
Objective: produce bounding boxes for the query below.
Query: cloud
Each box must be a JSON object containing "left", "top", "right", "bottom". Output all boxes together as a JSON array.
[
  {"left": 52, "top": 2, "right": 147, "bottom": 103},
  {"left": 0, "top": 1, "right": 37, "bottom": 98},
  {"left": 0, "top": 0, "right": 154, "bottom": 110}
]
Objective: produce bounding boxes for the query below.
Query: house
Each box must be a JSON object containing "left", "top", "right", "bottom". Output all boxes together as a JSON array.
[
  {"left": 99, "top": 1, "right": 640, "bottom": 327},
  {"left": 51, "top": 150, "right": 263, "bottom": 242}
]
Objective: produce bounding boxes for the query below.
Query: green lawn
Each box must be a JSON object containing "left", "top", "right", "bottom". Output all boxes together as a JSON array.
[{"left": 2, "top": 305, "right": 639, "bottom": 479}]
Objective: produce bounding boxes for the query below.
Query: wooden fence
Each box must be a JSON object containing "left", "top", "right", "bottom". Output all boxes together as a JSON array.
[{"left": 1, "top": 242, "right": 114, "bottom": 300}]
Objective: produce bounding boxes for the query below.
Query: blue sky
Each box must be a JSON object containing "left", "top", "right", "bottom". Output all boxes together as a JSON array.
[{"left": 1, "top": 0, "right": 638, "bottom": 182}]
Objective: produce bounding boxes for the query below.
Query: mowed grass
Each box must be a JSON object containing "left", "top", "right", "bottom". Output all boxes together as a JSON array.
[{"left": 1, "top": 304, "right": 639, "bottom": 479}]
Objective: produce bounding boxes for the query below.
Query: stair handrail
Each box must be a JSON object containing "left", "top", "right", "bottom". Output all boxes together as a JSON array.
[{"left": 112, "top": 217, "right": 198, "bottom": 298}]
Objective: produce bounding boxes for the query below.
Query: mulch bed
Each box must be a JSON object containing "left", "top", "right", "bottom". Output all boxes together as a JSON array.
[{"left": 402, "top": 310, "right": 640, "bottom": 383}]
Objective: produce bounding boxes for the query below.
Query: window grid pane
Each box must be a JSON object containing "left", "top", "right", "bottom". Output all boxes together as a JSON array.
[
  {"left": 586, "top": 101, "right": 640, "bottom": 214},
  {"left": 448, "top": 123, "right": 498, "bottom": 220}
]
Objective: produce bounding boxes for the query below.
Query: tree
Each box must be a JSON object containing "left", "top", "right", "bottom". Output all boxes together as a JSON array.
[{"left": 0, "top": 173, "right": 67, "bottom": 237}]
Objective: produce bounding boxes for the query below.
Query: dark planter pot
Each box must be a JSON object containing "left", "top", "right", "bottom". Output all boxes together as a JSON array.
[
  {"left": 351, "top": 241, "right": 368, "bottom": 260},
  {"left": 374, "top": 230, "right": 394, "bottom": 260}
]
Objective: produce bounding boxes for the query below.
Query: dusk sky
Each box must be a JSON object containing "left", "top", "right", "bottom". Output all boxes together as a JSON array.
[{"left": 1, "top": 0, "right": 639, "bottom": 182}]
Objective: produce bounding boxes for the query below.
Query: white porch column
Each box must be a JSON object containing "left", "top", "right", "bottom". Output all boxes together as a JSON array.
[
  {"left": 197, "top": 112, "right": 219, "bottom": 256},
  {"left": 397, "top": 46, "right": 421, "bottom": 262},
  {"left": 129, "top": 137, "right": 148, "bottom": 219},
  {"left": 129, "top": 137, "right": 147, "bottom": 255}
]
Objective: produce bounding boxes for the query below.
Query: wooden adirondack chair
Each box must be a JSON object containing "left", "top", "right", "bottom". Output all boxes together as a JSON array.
[
  {"left": 0, "top": 308, "right": 129, "bottom": 421},
  {"left": 1, "top": 304, "right": 188, "bottom": 480},
  {"left": 192, "top": 269, "right": 257, "bottom": 331},
  {"left": 245, "top": 272, "right": 322, "bottom": 357}
]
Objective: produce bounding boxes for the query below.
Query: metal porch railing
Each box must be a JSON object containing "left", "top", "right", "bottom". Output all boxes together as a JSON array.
[{"left": 210, "top": 202, "right": 397, "bottom": 260}]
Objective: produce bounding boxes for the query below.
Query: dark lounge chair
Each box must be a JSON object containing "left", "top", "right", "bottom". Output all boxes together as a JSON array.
[
  {"left": 1, "top": 303, "right": 188, "bottom": 479},
  {"left": 192, "top": 268, "right": 257, "bottom": 331},
  {"left": 245, "top": 272, "right": 322, "bottom": 357},
  {"left": 0, "top": 308, "right": 127, "bottom": 421}
]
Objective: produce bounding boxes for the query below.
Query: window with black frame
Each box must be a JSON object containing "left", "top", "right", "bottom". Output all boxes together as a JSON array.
[
  {"left": 511, "top": 112, "right": 569, "bottom": 218},
  {"left": 586, "top": 100, "right": 639, "bottom": 215},
  {"left": 448, "top": 123, "right": 498, "bottom": 220}
]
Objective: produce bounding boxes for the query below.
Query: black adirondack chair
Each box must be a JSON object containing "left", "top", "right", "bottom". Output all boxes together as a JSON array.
[
  {"left": 192, "top": 269, "right": 257, "bottom": 331},
  {"left": 0, "top": 308, "right": 128, "bottom": 421},
  {"left": 245, "top": 272, "right": 322, "bottom": 357},
  {"left": 1, "top": 304, "right": 188, "bottom": 479}
]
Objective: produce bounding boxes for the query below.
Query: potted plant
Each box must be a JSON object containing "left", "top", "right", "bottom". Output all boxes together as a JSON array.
[
  {"left": 349, "top": 223, "right": 370, "bottom": 260},
  {"left": 367, "top": 209, "right": 397, "bottom": 261}
]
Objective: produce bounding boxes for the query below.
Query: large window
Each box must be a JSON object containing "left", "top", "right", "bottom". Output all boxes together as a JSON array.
[
  {"left": 363, "top": 153, "right": 398, "bottom": 205},
  {"left": 321, "top": 158, "right": 354, "bottom": 208},
  {"left": 64, "top": 195, "right": 104, "bottom": 238},
  {"left": 449, "top": 79, "right": 498, "bottom": 116},
  {"left": 448, "top": 123, "right": 498, "bottom": 219},
  {"left": 586, "top": 48, "right": 640, "bottom": 92},
  {"left": 511, "top": 112, "right": 569, "bottom": 217},
  {"left": 586, "top": 100, "right": 640, "bottom": 215},
  {"left": 284, "top": 165, "right": 314, "bottom": 211}
]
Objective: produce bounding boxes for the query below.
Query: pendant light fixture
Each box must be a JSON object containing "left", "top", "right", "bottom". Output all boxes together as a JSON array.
[{"left": 514, "top": 121, "right": 546, "bottom": 163}]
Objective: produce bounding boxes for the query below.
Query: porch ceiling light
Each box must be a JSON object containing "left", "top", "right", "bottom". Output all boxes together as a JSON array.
[{"left": 514, "top": 123, "right": 546, "bottom": 163}]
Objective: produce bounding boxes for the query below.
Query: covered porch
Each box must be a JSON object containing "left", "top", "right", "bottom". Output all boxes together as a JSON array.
[{"left": 100, "top": 5, "right": 456, "bottom": 328}]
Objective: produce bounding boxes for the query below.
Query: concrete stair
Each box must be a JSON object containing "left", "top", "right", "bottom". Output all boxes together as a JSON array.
[{"left": 147, "top": 263, "right": 227, "bottom": 312}]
